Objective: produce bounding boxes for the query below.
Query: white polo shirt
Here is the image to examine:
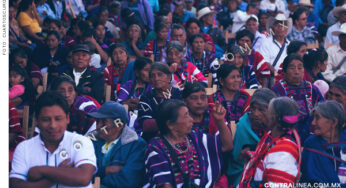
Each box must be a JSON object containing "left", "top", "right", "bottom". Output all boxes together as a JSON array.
[
  {"left": 258, "top": 36, "right": 290, "bottom": 71},
  {"left": 10, "top": 131, "right": 97, "bottom": 188}
]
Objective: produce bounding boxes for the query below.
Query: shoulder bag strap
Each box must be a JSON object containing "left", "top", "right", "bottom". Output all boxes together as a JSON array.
[{"left": 272, "top": 40, "right": 287, "bottom": 68}]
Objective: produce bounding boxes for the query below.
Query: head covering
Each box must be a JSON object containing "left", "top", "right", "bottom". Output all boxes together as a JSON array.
[
  {"left": 197, "top": 7, "right": 215, "bottom": 20},
  {"left": 333, "top": 4, "right": 346, "bottom": 17},
  {"left": 332, "top": 23, "right": 346, "bottom": 36},
  {"left": 266, "top": 13, "right": 293, "bottom": 35},
  {"left": 72, "top": 44, "right": 90, "bottom": 54},
  {"left": 88, "top": 101, "right": 129, "bottom": 124},
  {"left": 298, "top": 0, "right": 314, "bottom": 7},
  {"left": 247, "top": 14, "right": 259, "bottom": 23}
]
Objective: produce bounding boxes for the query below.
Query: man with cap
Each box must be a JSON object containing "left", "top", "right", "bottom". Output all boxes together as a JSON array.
[
  {"left": 258, "top": 13, "right": 292, "bottom": 72},
  {"left": 88, "top": 101, "right": 147, "bottom": 187},
  {"left": 244, "top": 14, "right": 267, "bottom": 52},
  {"left": 323, "top": 23, "right": 346, "bottom": 82},
  {"left": 61, "top": 44, "right": 104, "bottom": 103},
  {"left": 325, "top": 4, "right": 346, "bottom": 48}
]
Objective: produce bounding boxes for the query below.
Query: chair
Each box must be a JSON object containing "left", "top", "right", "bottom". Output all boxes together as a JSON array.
[
  {"left": 224, "top": 30, "right": 236, "bottom": 44},
  {"left": 206, "top": 85, "right": 217, "bottom": 96},
  {"left": 92, "top": 177, "right": 100, "bottom": 188},
  {"left": 21, "top": 106, "right": 30, "bottom": 139},
  {"left": 105, "top": 85, "right": 112, "bottom": 102}
]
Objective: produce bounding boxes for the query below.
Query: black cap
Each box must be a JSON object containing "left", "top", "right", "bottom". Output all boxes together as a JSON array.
[{"left": 72, "top": 44, "right": 90, "bottom": 54}]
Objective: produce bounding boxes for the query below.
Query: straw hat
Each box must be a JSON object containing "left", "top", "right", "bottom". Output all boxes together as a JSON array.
[
  {"left": 266, "top": 13, "right": 293, "bottom": 35},
  {"left": 332, "top": 23, "right": 346, "bottom": 36},
  {"left": 333, "top": 4, "right": 346, "bottom": 17},
  {"left": 298, "top": 0, "right": 314, "bottom": 7},
  {"left": 197, "top": 7, "right": 215, "bottom": 20}
]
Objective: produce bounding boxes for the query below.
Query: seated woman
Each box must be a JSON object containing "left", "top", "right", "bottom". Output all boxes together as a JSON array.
[
  {"left": 326, "top": 75, "right": 346, "bottom": 111},
  {"left": 272, "top": 53, "right": 324, "bottom": 143},
  {"left": 64, "top": 19, "right": 90, "bottom": 47},
  {"left": 137, "top": 63, "right": 182, "bottom": 140},
  {"left": 118, "top": 57, "right": 153, "bottom": 111},
  {"left": 145, "top": 99, "right": 233, "bottom": 187},
  {"left": 121, "top": 24, "right": 145, "bottom": 59},
  {"left": 185, "top": 17, "right": 215, "bottom": 53},
  {"left": 303, "top": 48, "right": 328, "bottom": 83},
  {"left": 17, "top": 0, "right": 44, "bottom": 45},
  {"left": 91, "top": 21, "right": 117, "bottom": 62},
  {"left": 224, "top": 45, "right": 259, "bottom": 89},
  {"left": 239, "top": 97, "right": 302, "bottom": 187},
  {"left": 235, "top": 29, "right": 271, "bottom": 88},
  {"left": 186, "top": 34, "right": 219, "bottom": 82},
  {"left": 11, "top": 48, "right": 42, "bottom": 89},
  {"left": 227, "top": 88, "right": 277, "bottom": 187},
  {"left": 104, "top": 44, "right": 132, "bottom": 100},
  {"left": 144, "top": 22, "right": 169, "bottom": 62},
  {"left": 166, "top": 41, "right": 207, "bottom": 88},
  {"left": 50, "top": 76, "right": 100, "bottom": 135},
  {"left": 208, "top": 63, "right": 251, "bottom": 123},
  {"left": 301, "top": 101, "right": 346, "bottom": 184}
]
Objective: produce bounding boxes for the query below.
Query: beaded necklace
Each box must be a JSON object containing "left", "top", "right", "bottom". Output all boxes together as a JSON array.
[{"left": 279, "top": 80, "right": 313, "bottom": 115}]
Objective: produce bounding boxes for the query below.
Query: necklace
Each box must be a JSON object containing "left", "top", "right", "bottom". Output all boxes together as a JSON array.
[{"left": 164, "top": 136, "right": 191, "bottom": 153}]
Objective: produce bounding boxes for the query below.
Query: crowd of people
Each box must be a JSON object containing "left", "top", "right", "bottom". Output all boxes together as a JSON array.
[{"left": 8, "top": 0, "right": 346, "bottom": 186}]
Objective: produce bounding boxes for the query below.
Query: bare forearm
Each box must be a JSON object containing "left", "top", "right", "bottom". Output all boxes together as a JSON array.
[
  {"left": 41, "top": 166, "right": 95, "bottom": 186},
  {"left": 10, "top": 178, "right": 53, "bottom": 188},
  {"left": 94, "top": 42, "right": 109, "bottom": 62},
  {"left": 215, "top": 119, "right": 233, "bottom": 152}
]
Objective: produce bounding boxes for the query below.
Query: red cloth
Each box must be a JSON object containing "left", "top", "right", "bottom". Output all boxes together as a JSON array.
[{"left": 9, "top": 101, "right": 25, "bottom": 163}]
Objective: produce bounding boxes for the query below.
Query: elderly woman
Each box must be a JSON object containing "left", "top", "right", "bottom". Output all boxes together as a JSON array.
[
  {"left": 326, "top": 75, "right": 346, "bottom": 111},
  {"left": 227, "top": 88, "right": 277, "bottom": 187},
  {"left": 167, "top": 41, "right": 207, "bottom": 88},
  {"left": 145, "top": 99, "right": 233, "bottom": 187},
  {"left": 272, "top": 53, "right": 324, "bottom": 143},
  {"left": 208, "top": 63, "right": 251, "bottom": 123},
  {"left": 301, "top": 101, "right": 346, "bottom": 184},
  {"left": 225, "top": 45, "right": 259, "bottom": 89},
  {"left": 186, "top": 34, "right": 219, "bottom": 82},
  {"left": 137, "top": 63, "right": 182, "bottom": 140},
  {"left": 239, "top": 97, "right": 302, "bottom": 187},
  {"left": 121, "top": 24, "right": 145, "bottom": 58},
  {"left": 51, "top": 76, "right": 100, "bottom": 135}
]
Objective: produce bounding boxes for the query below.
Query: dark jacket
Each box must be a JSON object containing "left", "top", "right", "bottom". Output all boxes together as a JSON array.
[
  {"left": 92, "top": 126, "right": 147, "bottom": 188},
  {"left": 61, "top": 67, "right": 104, "bottom": 103}
]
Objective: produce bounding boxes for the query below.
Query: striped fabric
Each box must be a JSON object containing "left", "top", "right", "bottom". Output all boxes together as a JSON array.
[
  {"left": 172, "top": 62, "right": 208, "bottom": 86},
  {"left": 240, "top": 65, "right": 259, "bottom": 89},
  {"left": 144, "top": 131, "right": 223, "bottom": 187},
  {"left": 246, "top": 51, "right": 271, "bottom": 84}
]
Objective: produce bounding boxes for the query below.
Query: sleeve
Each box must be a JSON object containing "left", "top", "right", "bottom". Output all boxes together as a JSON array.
[
  {"left": 117, "top": 81, "right": 132, "bottom": 103},
  {"left": 258, "top": 40, "right": 272, "bottom": 65},
  {"left": 138, "top": 94, "right": 154, "bottom": 122},
  {"left": 322, "top": 47, "right": 336, "bottom": 82},
  {"left": 17, "top": 12, "right": 31, "bottom": 27},
  {"left": 9, "top": 85, "right": 25, "bottom": 100},
  {"left": 91, "top": 72, "right": 105, "bottom": 104},
  {"left": 254, "top": 52, "right": 271, "bottom": 78},
  {"left": 121, "top": 61, "right": 136, "bottom": 84},
  {"left": 188, "top": 62, "right": 207, "bottom": 84},
  {"left": 102, "top": 139, "right": 147, "bottom": 187},
  {"left": 245, "top": 67, "right": 259, "bottom": 89},
  {"left": 262, "top": 140, "right": 299, "bottom": 184},
  {"left": 73, "top": 135, "right": 97, "bottom": 169},
  {"left": 73, "top": 96, "right": 99, "bottom": 113},
  {"left": 144, "top": 41, "right": 154, "bottom": 56},
  {"left": 10, "top": 141, "right": 29, "bottom": 180},
  {"left": 241, "top": 91, "right": 251, "bottom": 115},
  {"left": 143, "top": 0, "right": 154, "bottom": 30},
  {"left": 145, "top": 143, "right": 174, "bottom": 186}
]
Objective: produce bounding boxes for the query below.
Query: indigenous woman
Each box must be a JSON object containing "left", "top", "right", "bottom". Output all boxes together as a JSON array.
[
  {"left": 227, "top": 88, "right": 277, "bottom": 187},
  {"left": 137, "top": 63, "right": 182, "bottom": 140},
  {"left": 303, "top": 48, "right": 328, "bottom": 83},
  {"left": 301, "top": 101, "right": 346, "bottom": 185},
  {"left": 208, "top": 63, "right": 251, "bottom": 123},
  {"left": 186, "top": 34, "right": 219, "bottom": 82},
  {"left": 144, "top": 22, "right": 169, "bottom": 62},
  {"left": 145, "top": 99, "right": 233, "bottom": 187},
  {"left": 272, "top": 53, "right": 324, "bottom": 143},
  {"left": 239, "top": 97, "right": 302, "bottom": 187},
  {"left": 225, "top": 45, "right": 259, "bottom": 89},
  {"left": 51, "top": 76, "right": 100, "bottom": 135},
  {"left": 166, "top": 41, "right": 207, "bottom": 88}
]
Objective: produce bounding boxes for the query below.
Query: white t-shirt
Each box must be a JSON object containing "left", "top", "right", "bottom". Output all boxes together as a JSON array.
[{"left": 10, "top": 131, "right": 97, "bottom": 188}]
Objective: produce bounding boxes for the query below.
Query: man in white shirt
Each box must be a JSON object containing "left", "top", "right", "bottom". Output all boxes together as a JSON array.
[
  {"left": 10, "top": 92, "right": 97, "bottom": 188},
  {"left": 232, "top": 3, "right": 259, "bottom": 33},
  {"left": 259, "top": 14, "right": 291, "bottom": 71},
  {"left": 244, "top": 14, "right": 267, "bottom": 52},
  {"left": 323, "top": 23, "right": 346, "bottom": 82},
  {"left": 260, "top": 0, "right": 287, "bottom": 16},
  {"left": 325, "top": 4, "right": 346, "bottom": 48}
]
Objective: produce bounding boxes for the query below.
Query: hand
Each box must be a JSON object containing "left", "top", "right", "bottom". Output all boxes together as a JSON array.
[
  {"left": 238, "top": 147, "right": 251, "bottom": 162},
  {"left": 266, "top": 63, "right": 276, "bottom": 75},
  {"left": 211, "top": 101, "right": 226, "bottom": 122},
  {"left": 105, "top": 165, "right": 123, "bottom": 175},
  {"left": 126, "top": 98, "right": 140, "bottom": 111},
  {"left": 58, "top": 158, "right": 74, "bottom": 168},
  {"left": 28, "top": 166, "right": 45, "bottom": 181},
  {"left": 169, "top": 63, "right": 178, "bottom": 73}
]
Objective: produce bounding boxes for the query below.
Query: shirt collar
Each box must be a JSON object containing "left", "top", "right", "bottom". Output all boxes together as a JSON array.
[
  {"left": 39, "top": 131, "right": 67, "bottom": 154},
  {"left": 101, "top": 138, "right": 120, "bottom": 154},
  {"left": 73, "top": 68, "right": 87, "bottom": 76}
]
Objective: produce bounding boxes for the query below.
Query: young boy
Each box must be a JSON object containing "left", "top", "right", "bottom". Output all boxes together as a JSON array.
[{"left": 10, "top": 91, "right": 97, "bottom": 187}]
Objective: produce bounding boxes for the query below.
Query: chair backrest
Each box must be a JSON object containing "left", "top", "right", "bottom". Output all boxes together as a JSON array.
[
  {"left": 92, "top": 177, "right": 100, "bottom": 188},
  {"left": 105, "top": 85, "right": 112, "bottom": 102},
  {"left": 42, "top": 73, "right": 48, "bottom": 92},
  {"left": 22, "top": 105, "right": 30, "bottom": 139},
  {"left": 206, "top": 85, "right": 217, "bottom": 96}
]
